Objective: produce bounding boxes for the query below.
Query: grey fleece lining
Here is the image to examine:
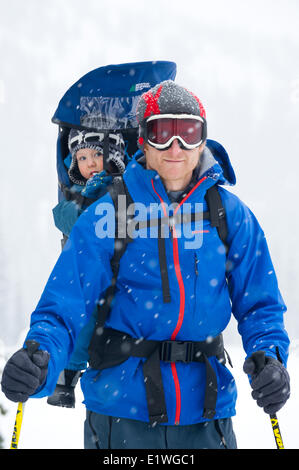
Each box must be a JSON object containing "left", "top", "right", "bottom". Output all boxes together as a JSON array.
[{"left": 197, "top": 146, "right": 218, "bottom": 179}]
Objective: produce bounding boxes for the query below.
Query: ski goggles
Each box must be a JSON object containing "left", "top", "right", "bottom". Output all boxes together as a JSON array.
[
  {"left": 68, "top": 130, "right": 124, "bottom": 151},
  {"left": 144, "top": 114, "right": 207, "bottom": 150}
]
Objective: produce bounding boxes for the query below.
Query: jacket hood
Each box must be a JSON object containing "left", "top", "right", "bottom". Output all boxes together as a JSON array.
[{"left": 203, "top": 139, "right": 236, "bottom": 186}]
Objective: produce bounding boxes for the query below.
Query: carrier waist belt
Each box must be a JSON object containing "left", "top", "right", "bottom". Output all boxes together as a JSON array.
[{"left": 88, "top": 328, "right": 225, "bottom": 425}]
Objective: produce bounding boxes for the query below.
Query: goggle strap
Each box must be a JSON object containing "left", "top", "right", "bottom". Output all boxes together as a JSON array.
[
  {"left": 69, "top": 131, "right": 124, "bottom": 150},
  {"left": 146, "top": 113, "right": 204, "bottom": 123}
]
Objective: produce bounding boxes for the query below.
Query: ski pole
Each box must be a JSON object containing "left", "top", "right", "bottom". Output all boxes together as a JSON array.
[
  {"left": 251, "top": 351, "right": 284, "bottom": 450},
  {"left": 10, "top": 402, "right": 24, "bottom": 449},
  {"left": 270, "top": 414, "right": 284, "bottom": 450},
  {"left": 10, "top": 340, "right": 40, "bottom": 449}
]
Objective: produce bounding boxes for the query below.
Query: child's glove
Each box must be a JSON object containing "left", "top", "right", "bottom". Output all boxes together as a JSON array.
[{"left": 81, "top": 171, "right": 112, "bottom": 199}]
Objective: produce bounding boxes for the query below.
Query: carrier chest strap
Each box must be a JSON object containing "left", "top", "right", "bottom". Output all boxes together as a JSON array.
[
  {"left": 88, "top": 328, "right": 225, "bottom": 425},
  {"left": 134, "top": 211, "right": 211, "bottom": 231}
]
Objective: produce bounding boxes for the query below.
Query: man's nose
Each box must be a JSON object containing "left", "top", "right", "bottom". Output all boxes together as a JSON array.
[{"left": 168, "top": 138, "right": 182, "bottom": 155}]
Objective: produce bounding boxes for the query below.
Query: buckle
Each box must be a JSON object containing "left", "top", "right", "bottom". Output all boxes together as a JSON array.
[
  {"left": 218, "top": 207, "right": 225, "bottom": 219},
  {"left": 203, "top": 408, "right": 216, "bottom": 419},
  {"left": 160, "top": 341, "right": 194, "bottom": 363}
]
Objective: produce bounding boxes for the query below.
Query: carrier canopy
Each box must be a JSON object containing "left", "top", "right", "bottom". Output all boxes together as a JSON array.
[
  {"left": 52, "top": 61, "right": 177, "bottom": 130},
  {"left": 52, "top": 61, "right": 177, "bottom": 200}
]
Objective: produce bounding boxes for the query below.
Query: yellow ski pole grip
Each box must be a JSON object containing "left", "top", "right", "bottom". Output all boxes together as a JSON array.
[{"left": 10, "top": 340, "right": 40, "bottom": 449}]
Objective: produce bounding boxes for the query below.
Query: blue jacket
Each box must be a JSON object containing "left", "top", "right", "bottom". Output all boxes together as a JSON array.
[{"left": 25, "top": 140, "right": 289, "bottom": 425}]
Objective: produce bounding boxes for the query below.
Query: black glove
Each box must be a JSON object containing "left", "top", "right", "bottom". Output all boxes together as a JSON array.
[
  {"left": 243, "top": 350, "right": 290, "bottom": 414},
  {"left": 47, "top": 369, "right": 82, "bottom": 408},
  {"left": 1, "top": 340, "right": 50, "bottom": 403}
]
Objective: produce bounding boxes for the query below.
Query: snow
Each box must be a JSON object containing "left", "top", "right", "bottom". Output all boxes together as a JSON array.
[{"left": 1, "top": 342, "right": 298, "bottom": 449}]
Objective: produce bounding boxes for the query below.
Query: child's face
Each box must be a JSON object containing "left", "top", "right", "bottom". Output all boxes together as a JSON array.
[{"left": 76, "top": 147, "right": 104, "bottom": 179}]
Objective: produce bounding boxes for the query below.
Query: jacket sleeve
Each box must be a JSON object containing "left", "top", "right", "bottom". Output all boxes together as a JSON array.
[
  {"left": 220, "top": 188, "right": 290, "bottom": 366},
  {"left": 25, "top": 195, "right": 115, "bottom": 397},
  {"left": 52, "top": 200, "right": 83, "bottom": 237}
]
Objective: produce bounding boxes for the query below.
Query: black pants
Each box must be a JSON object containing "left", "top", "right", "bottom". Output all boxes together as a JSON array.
[{"left": 84, "top": 410, "right": 237, "bottom": 449}]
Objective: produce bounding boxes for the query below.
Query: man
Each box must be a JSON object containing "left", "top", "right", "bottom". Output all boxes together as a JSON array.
[{"left": 1, "top": 80, "right": 290, "bottom": 449}]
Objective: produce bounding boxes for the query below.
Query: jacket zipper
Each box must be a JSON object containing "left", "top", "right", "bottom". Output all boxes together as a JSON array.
[
  {"left": 170, "top": 223, "right": 185, "bottom": 424},
  {"left": 194, "top": 252, "right": 199, "bottom": 276},
  {"left": 151, "top": 176, "right": 208, "bottom": 425}
]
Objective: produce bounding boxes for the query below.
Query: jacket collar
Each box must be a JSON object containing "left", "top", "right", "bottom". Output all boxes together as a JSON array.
[
  {"left": 125, "top": 138, "right": 235, "bottom": 204},
  {"left": 130, "top": 138, "right": 236, "bottom": 187}
]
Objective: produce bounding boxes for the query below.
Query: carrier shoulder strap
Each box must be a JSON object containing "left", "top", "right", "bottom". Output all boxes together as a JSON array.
[
  {"left": 94, "top": 176, "right": 134, "bottom": 328},
  {"left": 205, "top": 185, "right": 228, "bottom": 251},
  {"left": 108, "top": 176, "right": 134, "bottom": 274}
]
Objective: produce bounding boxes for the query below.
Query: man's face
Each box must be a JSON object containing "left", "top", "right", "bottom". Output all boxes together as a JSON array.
[{"left": 144, "top": 139, "right": 205, "bottom": 191}]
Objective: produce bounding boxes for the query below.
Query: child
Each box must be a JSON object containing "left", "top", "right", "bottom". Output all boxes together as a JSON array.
[
  {"left": 47, "top": 128, "right": 125, "bottom": 408},
  {"left": 52, "top": 128, "right": 126, "bottom": 237}
]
